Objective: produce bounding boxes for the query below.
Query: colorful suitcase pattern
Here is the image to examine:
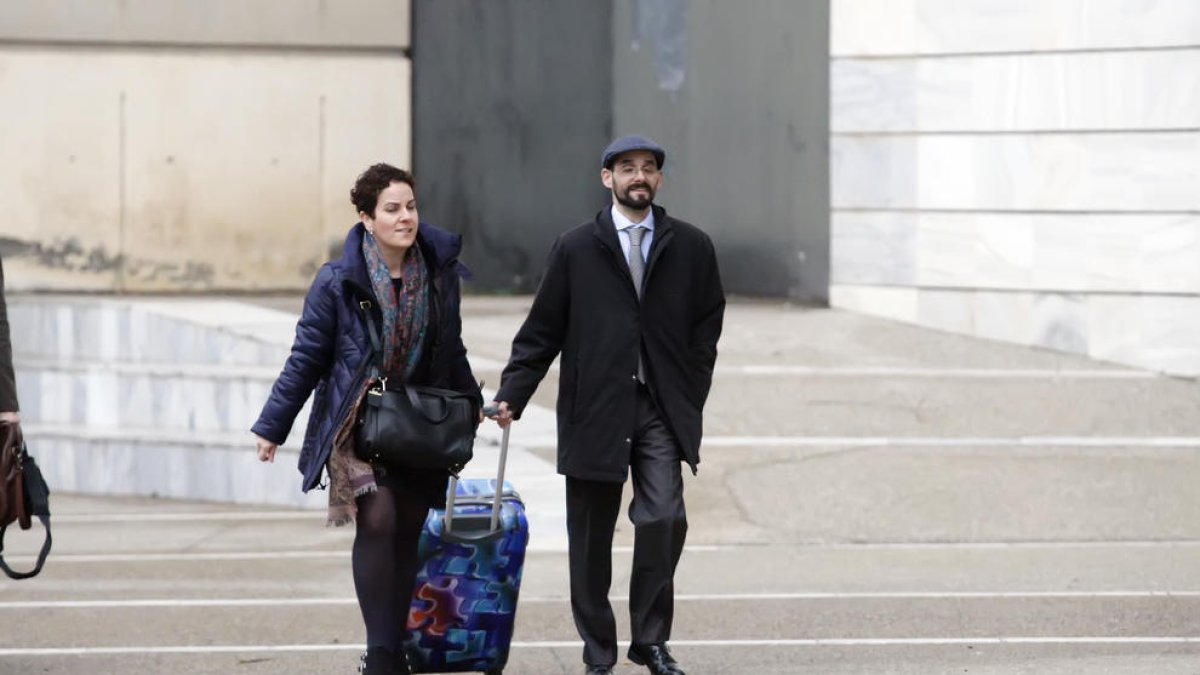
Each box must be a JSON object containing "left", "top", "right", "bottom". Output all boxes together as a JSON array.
[{"left": 404, "top": 478, "right": 529, "bottom": 674}]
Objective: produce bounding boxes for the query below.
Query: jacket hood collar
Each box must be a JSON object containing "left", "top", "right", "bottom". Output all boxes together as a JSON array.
[{"left": 341, "top": 221, "right": 463, "bottom": 276}]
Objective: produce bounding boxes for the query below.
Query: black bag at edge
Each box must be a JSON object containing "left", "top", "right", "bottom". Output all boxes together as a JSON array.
[
  {"left": 0, "top": 422, "right": 52, "bottom": 580},
  {"left": 353, "top": 299, "right": 479, "bottom": 476}
]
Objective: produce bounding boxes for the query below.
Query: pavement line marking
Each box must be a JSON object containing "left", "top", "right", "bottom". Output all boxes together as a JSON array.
[
  {"left": 715, "top": 366, "right": 1157, "bottom": 379},
  {"left": 511, "top": 435, "right": 1200, "bottom": 448},
  {"left": 698, "top": 436, "right": 1200, "bottom": 448},
  {"left": 468, "top": 359, "right": 1158, "bottom": 379},
  {"left": 4, "top": 637, "right": 1200, "bottom": 656},
  {"left": 0, "top": 547, "right": 720, "bottom": 563},
  {"left": 12, "top": 539, "right": 1200, "bottom": 564},
  {"left": 53, "top": 511, "right": 321, "bottom": 523},
  {"left": 5, "top": 591, "right": 1200, "bottom": 609},
  {"left": 0, "top": 551, "right": 352, "bottom": 563}
]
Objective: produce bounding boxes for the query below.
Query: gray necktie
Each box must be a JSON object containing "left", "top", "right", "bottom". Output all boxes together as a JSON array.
[
  {"left": 627, "top": 226, "right": 646, "bottom": 382},
  {"left": 627, "top": 226, "right": 646, "bottom": 298}
]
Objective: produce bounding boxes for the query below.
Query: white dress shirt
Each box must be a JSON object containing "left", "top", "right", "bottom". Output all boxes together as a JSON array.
[{"left": 611, "top": 204, "right": 656, "bottom": 264}]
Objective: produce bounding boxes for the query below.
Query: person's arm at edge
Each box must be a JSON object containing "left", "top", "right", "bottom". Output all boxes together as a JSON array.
[
  {"left": 491, "top": 237, "right": 571, "bottom": 424},
  {"left": 0, "top": 258, "right": 20, "bottom": 424}
]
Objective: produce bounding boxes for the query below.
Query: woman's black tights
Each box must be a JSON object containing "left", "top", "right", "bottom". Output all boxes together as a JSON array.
[{"left": 353, "top": 479, "right": 431, "bottom": 652}]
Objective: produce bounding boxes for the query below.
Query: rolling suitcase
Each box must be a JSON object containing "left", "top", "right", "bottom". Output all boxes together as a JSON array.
[{"left": 404, "top": 421, "right": 528, "bottom": 674}]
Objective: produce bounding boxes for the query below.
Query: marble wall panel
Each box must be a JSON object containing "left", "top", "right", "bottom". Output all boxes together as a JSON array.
[
  {"left": 832, "top": 0, "right": 919, "bottom": 56},
  {"left": 831, "top": 0, "right": 1200, "bottom": 377},
  {"left": 1129, "top": 295, "right": 1200, "bottom": 376},
  {"left": 973, "top": 292, "right": 1036, "bottom": 345},
  {"left": 830, "top": 59, "right": 919, "bottom": 132},
  {"left": 829, "top": 285, "right": 919, "bottom": 324},
  {"left": 830, "top": 137, "right": 917, "bottom": 209},
  {"left": 833, "top": 0, "right": 1200, "bottom": 56},
  {"left": 833, "top": 50, "right": 1200, "bottom": 132},
  {"left": 833, "top": 133, "right": 1200, "bottom": 211},
  {"left": 833, "top": 285, "right": 1200, "bottom": 376},
  {"left": 914, "top": 213, "right": 1036, "bottom": 289},
  {"left": 830, "top": 212, "right": 917, "bottom": 285},
  {"left": 1031, "top": 293, "right": 1089, "bottom": 354},
  {"left": 916, "top": 289, "right": 974, "bottom": 334},
  {"left": 1139, "top": 216, "right": 1200, "bottom": 294},
  {"left": 1087, "top": 295, "right": 1145, "bottom": 367},
  {"left": 832, "top": 213, "right": 1200, "bottom": 294}
]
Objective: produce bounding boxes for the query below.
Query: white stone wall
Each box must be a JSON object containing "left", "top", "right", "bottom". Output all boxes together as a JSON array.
[
  {"left": 829, "top": 0, "right": 1200, "bottom": 376},
  {"left": 0, "top": 0, "right": 411, "bottom": 292}
]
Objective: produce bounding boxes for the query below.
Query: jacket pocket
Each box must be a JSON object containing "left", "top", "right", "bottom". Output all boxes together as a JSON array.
[
  {"left": 567, "top": 358, "right": 581, "bottom": 423},
  {"left": 300, "top": 380, "right": 329, "bottom": 463}
]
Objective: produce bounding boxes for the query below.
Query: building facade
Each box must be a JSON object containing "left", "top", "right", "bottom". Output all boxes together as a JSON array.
[
  {"left": 0, "top": 0, "right": 412, "bottom": 291},
  {"left": 830, "top": 0, "right": 1200, "bottom": 376}
]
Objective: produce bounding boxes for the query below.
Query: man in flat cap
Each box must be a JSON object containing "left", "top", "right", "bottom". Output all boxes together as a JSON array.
[{"left": 490, "top": 135, "right": 725, "bottom": 675}]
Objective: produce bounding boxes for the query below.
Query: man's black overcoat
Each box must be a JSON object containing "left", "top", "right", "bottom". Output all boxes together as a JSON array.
[{"left": 495, "top": 205, "right": 725, "bottom": 482}]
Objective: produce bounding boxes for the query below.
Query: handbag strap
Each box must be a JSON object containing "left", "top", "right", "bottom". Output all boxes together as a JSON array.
[
  {"left": 356, "top": 299, "right": 388, "bottom": 379},
  {"left": 0, "top": 514, "right": 51, "bottom": 580}
]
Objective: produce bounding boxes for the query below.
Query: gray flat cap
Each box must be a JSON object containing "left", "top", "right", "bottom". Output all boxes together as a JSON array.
[{"left": 601, "top": 134, "right": 666, "bottom": 170}]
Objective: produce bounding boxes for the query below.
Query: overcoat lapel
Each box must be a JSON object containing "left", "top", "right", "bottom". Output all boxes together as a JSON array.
[{"left": 593, "top": 207, "right": 639, "bottom": 298}]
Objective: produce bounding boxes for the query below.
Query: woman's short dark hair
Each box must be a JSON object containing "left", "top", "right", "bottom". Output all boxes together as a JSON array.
[{"left": 350, "top": 163, "right": 416, "bottom": 216}]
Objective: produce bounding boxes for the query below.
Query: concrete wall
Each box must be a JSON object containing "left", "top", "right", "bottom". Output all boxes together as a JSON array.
[
  {"left": 0, "top": 0, "right": 412, "bottom": 292},
  {"left": 829, "top": 0, "right": 1200, "bottom": 376},
  {"left": 411, "top": 0, "right": 614, "bottom": 291},
  {"left": 613, "top": 0, "right": 830, "bottom": 300},
  {"left": 412, "top": 0, "right": 830, "bottom": 299}
]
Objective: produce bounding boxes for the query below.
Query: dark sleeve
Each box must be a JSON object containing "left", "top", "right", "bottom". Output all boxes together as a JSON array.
[
  {"left": 0, "top": 258, "right": 17, "bottom": 413},
  {"left": 444, "top": 267, "right": 483, "bottom": 407},
  {"left": 250, "top": 265, "right": 338, "bottom": 444},
  {"left": 494, "top": 236, "right": 571, "bottom": 418},
  {"left": 690, "top": 235, "right": 725, "bottom": 407}
]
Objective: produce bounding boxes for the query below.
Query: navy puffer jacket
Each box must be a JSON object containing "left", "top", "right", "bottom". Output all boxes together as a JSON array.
[{"left": 252, "top": 222, "right": 482, "bottom": 492}]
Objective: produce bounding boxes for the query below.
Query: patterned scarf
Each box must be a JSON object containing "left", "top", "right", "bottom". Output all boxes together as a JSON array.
[
  {"left": 326, "top": 231, "right": 430, "bottom": 526},
  {"left": 362, "top": 232, "right": 429, "bottom": 381}
]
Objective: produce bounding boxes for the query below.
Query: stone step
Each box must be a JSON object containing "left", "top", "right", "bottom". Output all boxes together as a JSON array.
[
  {"left": 14, "top": 358, "right": 291, "bottom": 435},
  {"left": 9, "top": 297, "right": 295, "bottom": 366},
  {"left": 21, "top": 421, "right": 568, "bottom": 548},
  {"left": 22, "top": 423, "right": 324, "bottom": 509}
]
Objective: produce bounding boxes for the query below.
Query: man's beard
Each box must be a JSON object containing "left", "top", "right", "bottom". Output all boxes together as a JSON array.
[{"left": 615, "top": 183, "right": 655, "bottom": 210}]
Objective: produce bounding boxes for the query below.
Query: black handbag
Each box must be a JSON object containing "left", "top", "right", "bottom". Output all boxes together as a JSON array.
[
  {"left": 353, "top": 300, "right": 479, "bottom": 476},
  {"left": 0, "top": 423, "right": 52, "bottom": 580}
]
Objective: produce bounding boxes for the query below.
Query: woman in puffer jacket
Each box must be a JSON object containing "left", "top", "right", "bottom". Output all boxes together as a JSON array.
[{"left": 252, "top": 163, "right": 482, "bottom": 675}]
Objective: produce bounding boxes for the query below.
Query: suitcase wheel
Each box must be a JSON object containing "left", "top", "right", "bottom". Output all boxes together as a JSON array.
[{"left": 484, "top": 669, "right": 503, "bottom": 675}]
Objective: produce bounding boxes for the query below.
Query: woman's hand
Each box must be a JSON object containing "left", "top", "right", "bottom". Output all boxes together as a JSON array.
[{"left": 255, "top": 434, "right": 278, "bottom": 463}]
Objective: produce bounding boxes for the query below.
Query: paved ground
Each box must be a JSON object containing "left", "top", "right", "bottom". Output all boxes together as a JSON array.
[{"left": 3, "top": 296, "right": 1200, "bottom": 674}]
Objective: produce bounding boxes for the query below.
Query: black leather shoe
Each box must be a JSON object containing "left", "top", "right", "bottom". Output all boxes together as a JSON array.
[
  {"left": 628, "top": 642, "right": 685, "bottom": 675},
  {"left": 585, "top": 666, "right": 614, "bottom": 675}
]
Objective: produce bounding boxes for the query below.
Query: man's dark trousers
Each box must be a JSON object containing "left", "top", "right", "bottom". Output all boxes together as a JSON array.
[{"left": 566, "top": 385, "right": 687, "bottom": 667}]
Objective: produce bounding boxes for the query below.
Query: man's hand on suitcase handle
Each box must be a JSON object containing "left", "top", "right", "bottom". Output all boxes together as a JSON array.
[{"left": 484, "top": 401, "right": 513, "bottom": 428}]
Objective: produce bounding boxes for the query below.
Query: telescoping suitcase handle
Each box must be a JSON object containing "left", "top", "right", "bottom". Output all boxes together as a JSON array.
[{"left": 443, "top": 405, "right": 511, "bottom": 537}]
